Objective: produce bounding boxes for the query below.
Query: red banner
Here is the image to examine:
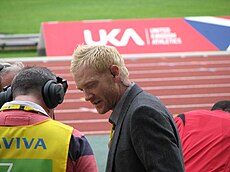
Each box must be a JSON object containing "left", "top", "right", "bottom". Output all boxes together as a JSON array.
[{"left": 39, "top": 18, "right": 219, "bottom": 56}]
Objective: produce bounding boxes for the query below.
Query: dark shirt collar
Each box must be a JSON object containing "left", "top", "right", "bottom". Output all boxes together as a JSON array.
[{"left": 109, "top": 83, "right": 135, "bottom": 126}]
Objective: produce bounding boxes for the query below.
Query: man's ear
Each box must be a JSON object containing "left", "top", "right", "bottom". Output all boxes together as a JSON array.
[{"left": 110, "top": 65, "right": 119, "bottom": 78}]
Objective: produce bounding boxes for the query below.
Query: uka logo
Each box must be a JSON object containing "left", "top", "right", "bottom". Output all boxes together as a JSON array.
[{"left": 84, "top": 28, "right": 145, "bottom": 46}]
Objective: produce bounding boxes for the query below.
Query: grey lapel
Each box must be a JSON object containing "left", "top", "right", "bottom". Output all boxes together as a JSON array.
[{"left": 105, "top": 84, "right": 143, "bottom": 172}]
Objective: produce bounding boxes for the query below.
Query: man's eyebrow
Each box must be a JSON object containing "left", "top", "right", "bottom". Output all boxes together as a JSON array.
[{"left": 77, "top": 80, "right": 97, "bottom": 89}]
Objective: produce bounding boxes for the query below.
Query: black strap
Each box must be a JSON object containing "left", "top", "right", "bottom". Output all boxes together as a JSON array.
[
  {"left": 0, "top": 64, "right": 11, "bottom": 71},
  {"left": 177, "top": 113, "right": 185, "bottom": 125}
]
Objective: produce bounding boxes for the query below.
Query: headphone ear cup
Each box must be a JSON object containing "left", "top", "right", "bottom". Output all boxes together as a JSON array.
[
  {"left": 0, "top": 87, "right": 12, "bottom": 107},
  {"left": 42, "top": 80, "right": 65, "bottom": 109}
]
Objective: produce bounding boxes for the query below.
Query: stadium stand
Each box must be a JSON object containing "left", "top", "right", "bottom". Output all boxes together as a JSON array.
[{"left": 0, "top": 34, "right": 39, "bottom": 50}]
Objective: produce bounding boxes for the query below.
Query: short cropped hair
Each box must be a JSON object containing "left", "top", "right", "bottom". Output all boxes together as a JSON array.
[
  {"left": 11, "top": 66, "right": 56, "bottom": 99},
  {"left": 71, "top": 45, "right": 129, "bottom": 80},
  {"left": 211, "top": 100, "right": 230, "bottom": 113}
]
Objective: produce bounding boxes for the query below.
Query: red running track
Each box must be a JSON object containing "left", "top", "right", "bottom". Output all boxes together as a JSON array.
[{"left": 22, "top": 54, "right": 230, "bottom": 135}]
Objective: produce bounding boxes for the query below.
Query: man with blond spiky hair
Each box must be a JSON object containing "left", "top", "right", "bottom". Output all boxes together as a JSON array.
[{"left": 70, "top": 44, "right": 185, "bottom": 172}]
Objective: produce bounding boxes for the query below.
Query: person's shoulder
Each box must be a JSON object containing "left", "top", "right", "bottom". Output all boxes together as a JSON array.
[
  {"left": 183, "top": 109, "right": 211, "bottom": 116},
  {"left": 72, "top": 128, "right": 85, "bottom": 138},
  {"left": 50, "top": 119, "right": 74, "bottom": 132},
  {"left": 178, "top": 109, "right": 229, "bottom": 122}
]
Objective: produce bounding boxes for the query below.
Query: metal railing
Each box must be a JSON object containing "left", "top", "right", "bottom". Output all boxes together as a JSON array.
[{"left": 0, "top": 34, "right": 39, "bottom": 50}]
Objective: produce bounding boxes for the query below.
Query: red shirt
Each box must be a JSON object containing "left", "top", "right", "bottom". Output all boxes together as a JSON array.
[
  {"left": 0, "top": 110, "right": 98, "bottom": 172},
  {"left": 175, "top": 110, "right": 230, "bottom": 172}
]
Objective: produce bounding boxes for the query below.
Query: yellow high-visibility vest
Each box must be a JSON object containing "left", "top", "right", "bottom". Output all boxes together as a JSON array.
[{"left": 0, "top": 119, "right": 73, "bottom": 172}]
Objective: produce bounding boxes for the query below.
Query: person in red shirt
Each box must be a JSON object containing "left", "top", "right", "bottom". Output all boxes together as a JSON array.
[
  {"left": 0, "top": 66, "right": 98, "bottom": 172},
  {"left": 175, "top": 100, "right": 230, "bottom": 172}
]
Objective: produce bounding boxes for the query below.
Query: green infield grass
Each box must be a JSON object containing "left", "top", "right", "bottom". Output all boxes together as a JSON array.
[{"left": 0, "top": 0, "right": 229, "bottom": 58}]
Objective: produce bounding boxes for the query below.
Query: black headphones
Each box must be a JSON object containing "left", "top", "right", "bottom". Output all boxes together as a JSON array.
[{"left": 0, "top": 76, "right": 68, "bottom": 109}]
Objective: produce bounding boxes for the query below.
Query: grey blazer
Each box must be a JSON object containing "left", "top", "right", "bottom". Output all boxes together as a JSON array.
[{"left": 106, "top": 84, "right": 184, "bottom": 172}]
